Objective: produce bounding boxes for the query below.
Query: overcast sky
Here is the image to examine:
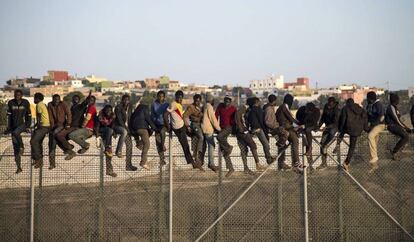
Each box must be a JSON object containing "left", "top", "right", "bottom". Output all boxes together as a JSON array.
[{"left": 1, "top": 0, "right": 413, "bottom": 90}]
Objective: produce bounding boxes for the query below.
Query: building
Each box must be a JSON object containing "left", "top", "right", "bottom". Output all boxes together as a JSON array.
[
  {"left": 5, "top": 77, "right": 40, "bottom": 89},
  {"left": 145, "top": 78, "right": 160, "bottom": 89},
  {"left": 54, "top": 79, "right": 84, "bottom": 88},
  {"left": 29, "top": 86, "right": 75, "bottom": 97},
  {"left": 85, "top": 75, "right": 108, "bottom": 83},
  {"left": 408, "top": 87, "right": 414, "bottom": 98},
  {"left": 43, "top": 70, "right": 69, "bottom": 82},
  {"left": 284, "top": 77, "right": 310, "bottom": 90},
  {"left": 250, "top": 75, "right": 284, "bottom": 97}
]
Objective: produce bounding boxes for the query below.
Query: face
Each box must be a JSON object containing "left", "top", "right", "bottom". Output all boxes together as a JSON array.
[
  {"left": 72, "top": 96, "right": 80, "bottom": 105},
  {"left": 122, "top": 97, "right": 130, "bottom": 106},
  {"left": 52, "top": 96, "right": 60, "bottom": 105},
  {"left": 14, "top": 92, "right": 22, "bottom": 101},
  {"left": 104, "top": 107, "right": 112, "bottom": 115},
  {"left": 176, "top": 95, "right": 183, "bottom": 103},
  {"left": 158, "top": 93, "right": 165, "bottom": 103},
  {"left": 194, "top": 97, "right": 201, "bottom": 106},
  {"left": 224, "top": 98, "right": 231, "bottom": 107},
  {"left": 34, "top": 97, "right": 40, "bottom": 104},
  {"left": 89, "top": 97, "right": 96, "bottom": 106}
]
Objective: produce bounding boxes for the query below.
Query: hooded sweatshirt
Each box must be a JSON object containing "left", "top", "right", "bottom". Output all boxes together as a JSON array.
[{"left": 339, "top": 102, "right": 368, "bottom": 136}]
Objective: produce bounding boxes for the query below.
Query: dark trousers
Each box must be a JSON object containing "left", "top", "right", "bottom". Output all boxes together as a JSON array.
[
  {"left": 125, "top": 134, "right": 133, "bottom": 166},
  {"left": 100, "top": 126, "right": 114, "bottom": 148},
  {"left": 30, "top": 126, "right": 49, "bottom": 161},
  {"left": 236, "top": 133, "right": 260, "bottom": 168},
  {"left": 253, "top": 129, "right": 272, "bottom": 163},
  {"left": 190, "top": 122, "right": 204, "bottom": 161},
  {"left": 48, "top": 126, "right": 64, "bottom": 165},
  {"left": 55, "top": 127, "right": 77, "bottom": 151},
  {"left": 217, "top": 127, "right": 234, "bottom": 170},
  {"left": 173, "top": 126, "right": 195, "bottom": 165},
  {"left": 155, "top": 126, "right": 167, "bottom": 163},
  {"left": 320, "top": 128, "right": 337, "bottom": 163},
  {"left": 344, "top": 135, "right": 358, "bottom": 165},
  {"left": 278, "top": 129, "right": 300, "bottom": 167},
  {"left": 11, "top": 125, "right": 26, "bottom": 168},
  {"left": 388, "top": 125, "right": 409, "bottom": 154},
  {"left": 136, "top": 129, "right": 150, "bottom": 164}
]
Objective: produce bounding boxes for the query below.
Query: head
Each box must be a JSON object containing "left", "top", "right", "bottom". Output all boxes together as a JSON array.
[
  {"left": 34, "top": 93, "right": 44, "bottom": 104},
  {"left": 175, "top": 90, "right": 184, "bottom": 103},
  {"left": 224, "top": 96, "right": 232, "bottom": 107},
  {"left": 268, "top": 94, "right": 277, "bottom": 106},
  {"left": 157, "top": 90, "right": 166, "bottom": 103},
  {"left": 88, "top": 96, "right": 96, "bottom": 106},
  {"left": 102, "top": 105, "right": 113, "bottom": 116},
  {"left": 327, "top": 97, "right": 337, "bottom": 109},
  {"left": 366, "top": 91, "right": 377, "bottom": 104},
  {"left": 206, "top": 94, "right": 214, "bottom": 105},
  {"left": 346, "top": 98, "right": 354, "bottom": 106},
  {"left": 305, "top": 102, "right": 316, "bottom": 112},
  {"left": 52, "top": 94, "right": 61, "bottom": 105},
  {"left": 121, "top": 94, "right": 130, "bottom": 106},
  {"left": 72, "top": 95, "right": 80, "bottom": 105},
  {"left": 389, "top": 93, "right": 399, "bottom": 106},
  {"left": 14, "top": 89, "right": 23, "bottom": 101},
  {"left": 283, "top": 94, "right": 294, "bottom": 108},
  {"left": 253, "top": 97, "right": 261, "bottom": 107},
  {"left": 193, "top": 94, "right": 202, "bottom": 106}
]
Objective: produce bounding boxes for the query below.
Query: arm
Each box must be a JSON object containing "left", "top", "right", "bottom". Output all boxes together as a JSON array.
[
  {"left": 24, "top": 100, "right": 32, "bottom": 129},
  {"left": 64, "top": 103, "right": 72, "bottom": 127},
  {"left": 411, "top": 105, "right": 414, "bottom": 128},
  {"left": 183, "top": 105, "right": 192, "bottom": 127},
  {"left": 390, "top": 105, "right": 409, "bottom": 129},
  {"left": 145, "top": 107, "right": 157, "bottom": 131},
  {"left": 209, "top": 106, "right": 221, "bottom": 132},
  {"left": 257, "top": 108, "right": 266, "bottom": 130},
  {"left": 283, "top": 105, "right": 299, "bottom": 125},
  {"left": 82, "top": 106, "right": 93, "bottom": 128},
  {"left": 6, "top": 101, "right": 12, "bottom": 131},
  {"left": 47, "top": 104, "right": 55, "bottom": 128},
  {"left": 115, "top": 105, "right": 126, "bottom": 128},
  {"left": 327, "top": 108, "right": 340, "bottom": 129},
  {"left": 338, "top": 108, "right": 346, "bottom": 133}
]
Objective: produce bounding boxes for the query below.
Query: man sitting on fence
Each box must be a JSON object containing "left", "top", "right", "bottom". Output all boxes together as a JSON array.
[
  {"left": 201, "top": 94, "right": 221, "bottom": 172},
  {"left": 184, "top": 94, "right": 204, "bottom": 165},
  {"left": 4, "top": 89, "right": 32, "bottom": 174},
  {"left": 31, "top": 93, "right": 51, "bottom": 169},
  {"left": 151, "top": 91, "right": 169, "bottom": 166}
]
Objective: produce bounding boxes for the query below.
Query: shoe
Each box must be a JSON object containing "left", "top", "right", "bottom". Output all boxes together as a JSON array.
[
  {"left": 78, "top": 146, "right": 90, "bottom": 154},
  {"left": 159, "top": 159, "right": 166, "bottom": 166},
  {"left": 48, "top": 164, "right": 56, "bottom": 170},
  {"left": 255, "top": 163, "right": 266, "bottom": 171},
  {"left": 106, "top": 169, "right": 117, "bottom": 177},
  {"left": 292, "top": 165, "right": 304, "bottom": 174},
  {"left": 32, "top": 159, "right": 42, "bottom": 169},
  {"left": 368, "top": 162, "right": 379, "bottom": 174},
  {"left": 65, "top": 151, "right": 77, "bottom": 160},
  {"left": 244, "top": 168, "right": 255, "bottom": 176},
  {"left": 267, "top": 157, "right": 276, "bottom": 165},
  {"left": 126, "top": 164, "right": 138, "bottom": 171},
  {"left": 316, "top": 163, "right": 328, "bottom": 171},
  {"left": 392, "top": 151, "right": 401, "bottom": 161},
  {"left": 332, "top": 145, "right": 339, "bottom": 154},
  {"left": 278, "top": 163, "right": 291, "bottom": 171},
  {"left": 369, "top": 157, "right": 379, "bottom": 165},
  {"left": 163, "top": 145, "right": 167, "bottom": 152},
  {"left": 104, "top": 148, "right": 113, "bottom": 158},
  {"left": 225, "top": 169, "right": 234, "bottom": 178},
  {"left": 197, "top": 166, "right": 205, "bottom": 172},
  {"left": 136, "top": 142, "right": 143, "bottom": 150},
  {"left": 140, "top": 163, "right": 150, "bottom": 170},
  {"left": 116, "top": 152, "right": 124, "bottom": 159},
  {"left": 208, "top": 165, "right": 219, "bottom": 172},
  {"left": 342, "top": 163, "right": 350, "bottom": 172},
  {"left": 15, "top": 167, "right": 22, "bottom": 174}
]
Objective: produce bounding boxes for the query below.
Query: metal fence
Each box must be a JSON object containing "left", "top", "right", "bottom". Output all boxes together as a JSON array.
[{"left": 0, "top": 131, "right": 414, "bottom": 241}]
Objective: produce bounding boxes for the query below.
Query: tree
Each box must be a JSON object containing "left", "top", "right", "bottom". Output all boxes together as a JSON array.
[{"left": 63, "top": 91, "right": 85, "bottom": 104}]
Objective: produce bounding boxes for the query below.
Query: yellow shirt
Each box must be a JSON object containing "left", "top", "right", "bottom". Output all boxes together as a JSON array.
[{"left": 36, "top": 101, "right": 50, "bottom": 127}]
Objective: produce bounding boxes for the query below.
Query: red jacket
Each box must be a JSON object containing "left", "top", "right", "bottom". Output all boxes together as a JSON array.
[{"left": 215, "top": 103, "right": 236, "bottom": 129}]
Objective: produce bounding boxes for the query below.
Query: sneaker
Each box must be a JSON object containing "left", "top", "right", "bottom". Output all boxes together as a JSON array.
[
  {"left": 65, "top": 151, "right": 77, "bottom": 160},
  {"left": 104, "top": 148, "right": 113, "bottom": 158},
  {"left": 208, "top": 165, "right": 219, "bottom": 172},
  {"left": 140, "top": 163, "right": 150, "bottom": 170},
  {"left": 106, "top": 169, "right": 117, "bottom": 177},
  {"left": 267, "top": 157, "right": 276, "bottom": 165},
  {"left": 126, "top": 164, "right": 138, "bottom": 171},
  {"left": 316, "top": 163, "right": 328, "bottom": 171},
  {"left": 392, "top": 151, "right": 401, "bottom": 161},
  {"left": 48, "top": 164, "right": 56, "bottom": 170},
  {"left": 78, "top": 146, "right": 90, "bottom": 154},
  {"left": 256, "top": 163, "right": 266, "bottom": 171},
  {"left": 369, "top": 157, "right": 379, "bottom": 165},
  {"left": 116, "top": 152, "right": 124, "bottom": 159},
  {"left": 15, "top": 167, "right": 22, "bottom": 174},
  {"left": 278, "top": 163, "right": 291, "bottom": 171},
  {"left": 32, "top": 159, "right": 42, "bottom": 169},
  {"left": 342, "top": 163, "right": 350, "bottom": 172},
  {"left": 292, "top": 165, "right": 304, "bottom": 174},
  {"left": 244, "top": 168, "right": 255, "bottom": 176},
  {"left": 225, "top": 169, "right": 234, "bottom": 178},
  {"left": 368, "top": 162, "right": 379, "bottom": 174},
  {"left": 332, "top": 145, "right": 339, "bottom": 154}
]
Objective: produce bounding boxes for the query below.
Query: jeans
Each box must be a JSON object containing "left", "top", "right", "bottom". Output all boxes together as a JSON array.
[
  {"left": 320, "top": 127, "right": 337, "bottom": 164},
  {"left": 204, "top": 134, "right": 216, "bottom": 166},
  {"left": 173, "top": 126, "right": 195, "bottom": 165},
  {"left": 278, "top": 129, "right": 300, "bottom": 167},
  {"left": 190, "top": 123, "right": 204, "bottom": 158},
  {"left": 236, "top": 133, "right": 260, "bottom": 168},
  {"left": 155, "top": 126, "right": 167, "bottom": 163},
  {"left": 253, "top": 129, "right": 272, "bottom": 163},
  {"left": 100, "top": 126, "right": 113, "bottom": 148},
  {"left": 113, "top": 126, "right": 128, "bottom": 154},
  {"left": 136, "top": 129, "right": 150, "bottom": 164},
  {"left": 48, "top": 126, "right": 64, "bottom": 165},
  {"left": 217, "top": 127, "right": 234, "bottom": 170},
  {"left": 388, "top": 125, "right": 409, "bottom": 154},
  {"left": 368, "top": 124, "right": 386, "bottom": 160},
  {"left": 30, "top": 126, "right": 49, "bottom": 161},
  {"left": 56, "top": 127, "right": 77, "bottom": 151},
  {"left": 11, "top": 124, "right": 26, "bottom": 156},
  {"left": 69, "top": 128, "right": 93, "bottom": 148},
  {"left": 344, "top": 135, "right": 358, "bottom": 165}
]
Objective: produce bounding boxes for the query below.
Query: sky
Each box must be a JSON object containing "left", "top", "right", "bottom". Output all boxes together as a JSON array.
[{"left": 0, "top": 0, "right": 413, "bottom": 90}]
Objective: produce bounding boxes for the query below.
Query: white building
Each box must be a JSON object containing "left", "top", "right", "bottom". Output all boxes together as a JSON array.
[
  {"left": 54, "top": 79, "right": 84, "bottom": 88},
  {"left": 250, "top": 74, "right": 284, "bottom": 97},
  {"left": 408, "top": 87, "right": 414, "bottom": 98}
]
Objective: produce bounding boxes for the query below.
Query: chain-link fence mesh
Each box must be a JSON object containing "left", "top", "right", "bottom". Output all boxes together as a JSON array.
[{"left": 0, "top": 131, "right": 414, "bottom": 241}]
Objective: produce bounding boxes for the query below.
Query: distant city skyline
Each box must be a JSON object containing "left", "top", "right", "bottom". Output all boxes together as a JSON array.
[{"left": 1, "top": 0, "right": 413, "bottom": 90}]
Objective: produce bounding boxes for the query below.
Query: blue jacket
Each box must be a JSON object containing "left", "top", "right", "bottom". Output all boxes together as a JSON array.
[{"left": 151, "top": 101, "right": 169, "bottom": 127}]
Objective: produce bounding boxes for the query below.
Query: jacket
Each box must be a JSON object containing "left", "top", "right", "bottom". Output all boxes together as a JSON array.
[
  {"left": 183, "top": 103, "right": 203, "bottom": 126},
  {"left": 411, "top": 105, "right": 414, "bottom": 128},
  {"left": 296, "top": 105, "right": 320, "bottom": 129},
  {"left": 385, "top": 104, "right": 409, "bottom": 129},
  {"left": 215, "top": 103, "right": 236, "bottom": 129},
  {"left": 366, "top": 100, "right": 384, "bottom": 127},
  {"left": 48, "top": 101, "right": 72, "bottom": 128},
  {"left": 129, "top": 104, "right": 157, "bottom": 132},
  {"left": 151, "top": 101, "right": 169, "bottom": 127},
  {"left": 318, "top": 102, "right": 340, "bottom": 130},
  {"left": 70, "top": 101, "right": 88, "bottom": 128},
  {"left": 201, "top": 103, "right": 221, "bottom": 135},
  {"left": 235, "top": 105, "right": 248, "bottom": 133},
  {"left": 114, "top": 103, "right": 133, "bottom": 128},
  {"left": 276, "top": 104, "right": 299, "bottom": 129},
  {"left": 338, "top": 103, "right": 368, "bottom": 136},
  {"left": 247, "top": 105, "right": 266, "bottom": 131},
  {"left": 7, "top": 99, "right": 32, "bottom": 130},
  {"left": 264, "top": 104, "right": 279, "bottom": 130}
]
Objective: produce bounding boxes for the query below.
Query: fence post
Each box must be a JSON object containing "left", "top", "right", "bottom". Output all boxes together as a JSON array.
[
  {"left": 30, "top": 159, "right": 35, "bottom": 242},
  {"left": 216, "top": 148, "right": 223, "bottom": 241},
  {"left": 168, "top": 132, "right": 173, "bottom": 242},
  {"left": 302, "top": 135, "right": 310, "bottom": 242},
  {"left": 98, "top": 141, "right": 104, "bottom": 241},
  {"left": 337, "top": 141, "right": 345, "bottom": 242}
]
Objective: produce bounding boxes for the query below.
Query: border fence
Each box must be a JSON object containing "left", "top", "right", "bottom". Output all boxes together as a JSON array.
[{"left": 1, "top": 131, "right": 414, "bottom": 241}]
